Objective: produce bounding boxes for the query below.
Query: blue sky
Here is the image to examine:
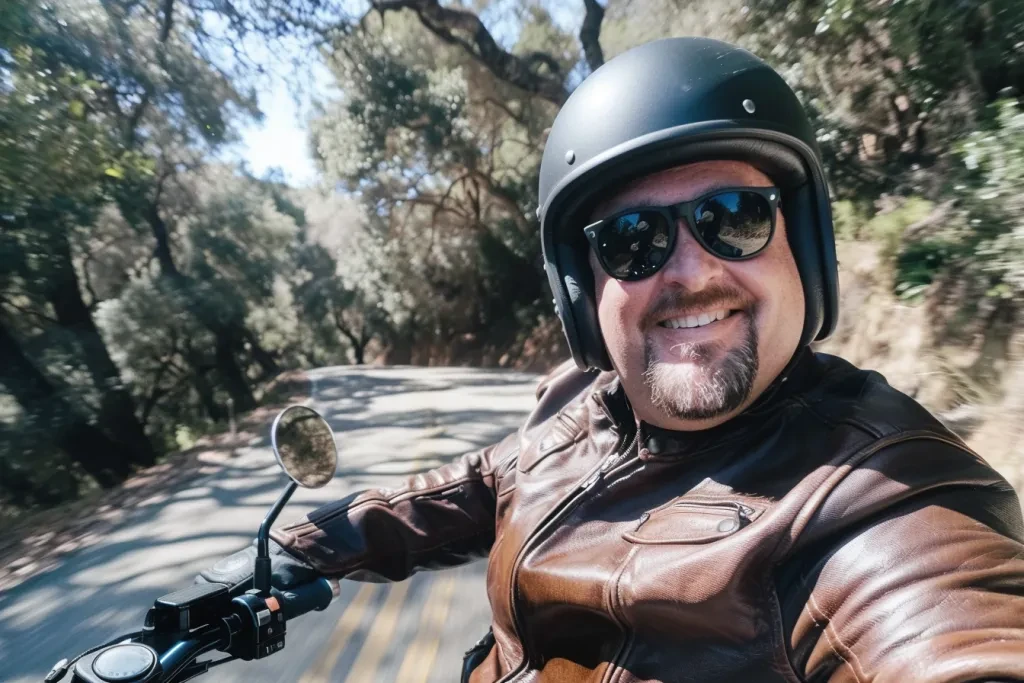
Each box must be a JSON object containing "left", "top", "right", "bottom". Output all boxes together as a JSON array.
[{"left": 235, "top": 62, "right": 331, "bottom": 187}]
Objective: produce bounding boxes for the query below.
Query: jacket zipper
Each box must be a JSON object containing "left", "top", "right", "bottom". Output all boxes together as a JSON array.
[{"left": 498, "top": 429, "right": 641, "bottom": 682}]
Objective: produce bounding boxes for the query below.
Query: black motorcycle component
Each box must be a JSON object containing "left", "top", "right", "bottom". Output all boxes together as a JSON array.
[
  {"left": 144, "top": 584, "right": 230, "bottom": 643},
  {"left": 227, "top": 590, "right": 287, "bottom": 660},
  {"left": 273, "top": 576, "right": 336, "bottom": 620},
  {"left": 49, "top": 405, "right": 341, "bottom": 683}
]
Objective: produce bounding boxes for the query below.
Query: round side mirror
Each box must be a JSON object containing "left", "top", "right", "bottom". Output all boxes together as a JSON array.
[{"left": 270, "top": 406, "right": 338, "bottom": 488}]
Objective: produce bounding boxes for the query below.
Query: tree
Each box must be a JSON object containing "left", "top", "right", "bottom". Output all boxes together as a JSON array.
[
  {"left": 0, "top": 319, "right": 137, "bottom": 488},
  {"left": 741, "top": 0, "right": 1024, "bottom": 197},
  {"left": 0, "top": 0, "right": 302, "bottom": 503},
  {"left": 309, "top": 4, "right": 582, "bottom": 363},
  {"left": 1, "top": 0, "right": 157, "bottom": 476}
]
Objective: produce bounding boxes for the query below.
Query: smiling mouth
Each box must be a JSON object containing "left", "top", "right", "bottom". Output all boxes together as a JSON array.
[{"left": 657, "top": 309, "right": 739, "bottom": 330}]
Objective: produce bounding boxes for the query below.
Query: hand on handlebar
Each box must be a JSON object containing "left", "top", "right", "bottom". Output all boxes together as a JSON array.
[{"left": 195, "top": 539, "right": 320, "bottom": 594}]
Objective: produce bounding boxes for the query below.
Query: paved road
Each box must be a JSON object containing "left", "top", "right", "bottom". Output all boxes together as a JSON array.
[{"left": 0, "top": 366, "right": 540, "bottom": 683}]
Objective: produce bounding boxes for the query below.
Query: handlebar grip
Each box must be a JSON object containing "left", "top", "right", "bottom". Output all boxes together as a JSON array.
[{"left": 273, "top": 578, "right": 339, "bottom": 620}]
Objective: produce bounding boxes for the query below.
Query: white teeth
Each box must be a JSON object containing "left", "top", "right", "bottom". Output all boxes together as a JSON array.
[{"left": 660, "top": 310, "right": 733, "bottom": 329}]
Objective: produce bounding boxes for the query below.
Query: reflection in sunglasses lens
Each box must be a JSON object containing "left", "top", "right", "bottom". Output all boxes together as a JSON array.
[
  {"left": 601, "top": 211, "right": 671, "bottom": 279},
  {"left": 694, "top": 192, "right": 772, "bottom": 257},
  {"left": 595, "top": 190, "right": 773, "bottom": 280}
]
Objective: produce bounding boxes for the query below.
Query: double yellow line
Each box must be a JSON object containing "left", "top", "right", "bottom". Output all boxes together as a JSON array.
[{"left": 299, "top": 573, "right": 458, "bottom": 683}]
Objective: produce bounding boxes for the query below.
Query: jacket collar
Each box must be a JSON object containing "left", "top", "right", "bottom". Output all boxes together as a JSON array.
[{"left": 595, "top": 346, "right": 820, "bottom": 458}]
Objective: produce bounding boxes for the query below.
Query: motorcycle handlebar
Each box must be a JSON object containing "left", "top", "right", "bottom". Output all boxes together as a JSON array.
[
  {"left": 53, "top": 579, "right": 340, "bottom": 683},
  {"left": 273, "top": 577, "right": 340, "bottom": 620}
]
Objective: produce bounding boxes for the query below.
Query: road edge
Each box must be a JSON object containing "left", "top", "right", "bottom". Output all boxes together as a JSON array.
[{"left": 0, "top": 369, "right": 313, "bottom": 594}]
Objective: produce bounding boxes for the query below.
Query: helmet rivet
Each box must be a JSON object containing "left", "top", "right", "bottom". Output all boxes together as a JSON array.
[
  {"left": 565, "top": 150, "right": 576, "bottom": 165},
  {"left": 742, "top": 99, "right": 756, "bottom": 114}
]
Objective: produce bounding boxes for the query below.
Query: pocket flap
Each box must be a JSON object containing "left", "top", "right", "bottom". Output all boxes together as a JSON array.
[
  {"left": 624, "top": 501, "right": 763, "bottom": 545},
  {"left": 517, "top": 412, "right": 584, "bottom": 473}
]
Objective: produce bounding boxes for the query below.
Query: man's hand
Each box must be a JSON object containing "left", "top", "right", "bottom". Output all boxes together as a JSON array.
[{"left": 195, "top": 539, "right": 320, "bottom": 594}]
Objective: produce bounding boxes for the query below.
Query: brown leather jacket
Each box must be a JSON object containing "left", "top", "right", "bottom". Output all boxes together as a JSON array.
[{"left": 272, "top": 349, "right": 1024, "bottom": 682}]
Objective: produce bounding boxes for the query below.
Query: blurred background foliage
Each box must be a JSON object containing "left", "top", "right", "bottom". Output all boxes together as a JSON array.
[{"left": 2, "top": 0, "right": 1023, "bottom": 512}]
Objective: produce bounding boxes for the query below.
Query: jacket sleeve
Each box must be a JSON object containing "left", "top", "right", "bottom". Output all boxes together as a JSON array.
[
  {"left": 778, "top": 437, "right": 1024, "bottom": 683},
  {"left": 270, "top": 430, "right": 518, "bottom": 582}
]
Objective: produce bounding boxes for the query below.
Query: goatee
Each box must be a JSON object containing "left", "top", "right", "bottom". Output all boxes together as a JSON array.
[{"left": 642, "top": 313, "right": 759, "bottom": 421}]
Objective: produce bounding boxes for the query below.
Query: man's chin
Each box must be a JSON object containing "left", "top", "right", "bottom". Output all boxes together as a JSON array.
[
  {"left": 643, "top": 359, "right": 741, "bottom": 421},
  {"left": 641, "top": 320, "right": 760, "bottom": 422}
]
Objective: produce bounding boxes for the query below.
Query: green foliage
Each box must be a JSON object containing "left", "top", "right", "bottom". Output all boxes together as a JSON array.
[
  {"left": 866, "top": 197, "right": 935, "bottom": 260},
  {"left": 311, "top": 7, "right": 561, "bottom": 361},
  {"left": 4, "top": 0, "right": 1024, "bottom": 511},
  {"left": 865, "top": 100, "right": 1024, "bottom": 306},
  {"left": 894, "top": 239, "right": 959, "bottom": 301},
  {"left": 0, "top": 0, "right": 339, "bottom": 510},
  {"left": 952, "top": 98, "right": 1024, "bottom": 298},
  {"left": 741, "top": 0, "right": 1024, "bottom": 196}
]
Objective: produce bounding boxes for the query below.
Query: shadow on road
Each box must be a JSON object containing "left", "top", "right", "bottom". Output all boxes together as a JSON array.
[{"left": 0, "top": 366, "right": 540, "bottom": 682}]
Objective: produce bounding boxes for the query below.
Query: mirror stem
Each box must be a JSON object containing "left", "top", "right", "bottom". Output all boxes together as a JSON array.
[{"left": 255, "top": 480, "right": 299, "bottom": 594}]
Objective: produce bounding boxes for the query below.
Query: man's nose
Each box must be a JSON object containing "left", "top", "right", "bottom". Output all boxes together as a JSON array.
[{"left": 658, "top": 220, "right": 724, "bottom": 290}]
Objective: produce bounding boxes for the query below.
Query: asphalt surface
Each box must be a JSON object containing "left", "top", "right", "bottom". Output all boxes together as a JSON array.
[{"left": 0, "top": 366, "right": 541, "bottom": 683}]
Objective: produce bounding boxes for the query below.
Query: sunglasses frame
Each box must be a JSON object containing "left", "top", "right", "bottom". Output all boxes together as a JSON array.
[{"left": 582, "top": 185, "right": 781, "bottom": 281}]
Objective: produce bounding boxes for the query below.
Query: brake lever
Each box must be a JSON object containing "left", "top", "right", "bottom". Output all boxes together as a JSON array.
[{"left": 44, "top": 657, "right": 70, "bottom": 683}]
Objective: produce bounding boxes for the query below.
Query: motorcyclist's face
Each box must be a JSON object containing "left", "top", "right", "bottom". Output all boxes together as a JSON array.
[{"left": 588, "top": 160, "right": 805, "bottom": 431}]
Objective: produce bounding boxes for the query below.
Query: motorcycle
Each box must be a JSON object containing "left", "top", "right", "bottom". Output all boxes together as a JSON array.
[{"left": 43, "top": 405, "right": 344, "bottom": 683}]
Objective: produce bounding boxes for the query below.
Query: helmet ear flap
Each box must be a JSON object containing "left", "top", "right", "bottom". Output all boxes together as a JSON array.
[
  {"left": 778, "top": 181, "right": 838, "bottom": 347},
  {"left": 549, "top": 243, "right": 613, "bottom": 371}
]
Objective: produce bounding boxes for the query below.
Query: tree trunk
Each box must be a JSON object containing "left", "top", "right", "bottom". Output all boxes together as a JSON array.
[
  {"left": 0, "top": 320, "right": 135, "bottom": 488},
  {"left": 134, "top": 198, "right": 258, "bottom": 412},
  {"left": 47, "top": 229, "right": 156, "bottom": 466},
  {"left": 194, "top": 370, "right": 226, "bottom": 421},
  {"left": 333, "top": 307, "right": 370, "bottom": 365},
  {"left": 244, "top": 328, "right": 280, "bottom": 378},
  {"left": 215, "top": 331, "right": 257, "bottom": 411}
]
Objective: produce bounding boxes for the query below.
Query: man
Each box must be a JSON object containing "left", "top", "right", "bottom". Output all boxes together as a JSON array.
[{"left": 200, "top": 38, "right": 1024, "bottom": 681}]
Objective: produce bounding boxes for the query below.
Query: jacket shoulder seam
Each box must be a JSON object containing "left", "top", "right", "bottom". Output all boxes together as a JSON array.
[{"left": 793, "top": 394, "right": 887, "bottom": 440}]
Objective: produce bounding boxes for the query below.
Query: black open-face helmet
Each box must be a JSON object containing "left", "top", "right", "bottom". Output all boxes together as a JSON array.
[{"left": 538, "top": 37, "right": 839, "bottom": 371}]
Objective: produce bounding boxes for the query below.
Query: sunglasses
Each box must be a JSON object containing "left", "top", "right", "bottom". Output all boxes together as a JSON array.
[{"left": 583, "top": 186, "right": 780, "bottom": 281}]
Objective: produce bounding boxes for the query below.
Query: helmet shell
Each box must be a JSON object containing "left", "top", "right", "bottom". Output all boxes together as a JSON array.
[{"left": 538, "top": 37, "right": 839, "bottom": 370}]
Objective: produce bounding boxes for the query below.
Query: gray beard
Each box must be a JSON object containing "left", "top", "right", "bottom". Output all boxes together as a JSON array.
[{"left": 642, "top": 314, "right": 759, "bottom": 421}]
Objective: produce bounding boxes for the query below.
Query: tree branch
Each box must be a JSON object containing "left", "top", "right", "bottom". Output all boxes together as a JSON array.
[
  {"left": 369, "top": 0, "right": 569, "bottom": 105},
  {"left": 140, "top": 359, "right": 173, "bottom": 426},
  {"left": 0, "top": 299, "right": 58, "bottom": 326},
  {"left": 580, "top": 0, "right": 606, "bottom": 74},
  {"left": 158, "top": 0, "right": 176, "bottom": 42}
]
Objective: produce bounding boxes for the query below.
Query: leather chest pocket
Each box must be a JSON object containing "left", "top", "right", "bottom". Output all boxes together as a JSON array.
[{"left": 624, "top": 501, "right": 764, "bottom": 545}]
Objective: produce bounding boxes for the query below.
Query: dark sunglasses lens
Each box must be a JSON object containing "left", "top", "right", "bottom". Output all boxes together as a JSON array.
[
  {"left": 693, "top": 191, "right": 773, "bottom": 258},
  {"left": 597, "top": 211, "right": 672, "bottom": 279}
]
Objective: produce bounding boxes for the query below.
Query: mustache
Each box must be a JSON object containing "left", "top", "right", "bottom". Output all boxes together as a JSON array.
[{"left": 639, "top": 284, "right": 753, "bottom": 329}]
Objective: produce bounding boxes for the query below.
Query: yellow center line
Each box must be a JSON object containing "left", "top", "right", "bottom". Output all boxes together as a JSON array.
[
  {"left": 341, "top": 579, "right": 413, "bottom": 682},
  {"left": 393, "top": 573, "right": 457, "bottom": 683},
  {"left": 299, "top": 583, "right": 378, "bottom": 683}
]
